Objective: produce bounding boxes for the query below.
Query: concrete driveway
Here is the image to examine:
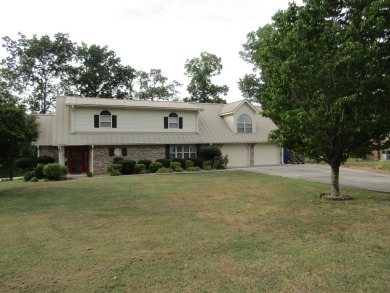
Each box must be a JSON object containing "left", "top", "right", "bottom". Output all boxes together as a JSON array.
[{"left": 236, "top": 164, "right": 390, "bottom": 193}]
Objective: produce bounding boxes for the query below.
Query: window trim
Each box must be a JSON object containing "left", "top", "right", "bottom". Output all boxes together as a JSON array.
[
  {"left": 169, "top": 144, "right": 197, "bottom": 159},
  {"left": 237, "top": 114, "right": 252, "bottom": 133}
]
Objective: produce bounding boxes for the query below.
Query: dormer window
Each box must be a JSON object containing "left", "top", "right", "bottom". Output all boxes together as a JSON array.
[
  {"left": 94, "top": 110, "right": 117, "bottom": 128},
  {"left": 164, "top": 113, "right": 183, "bottom": 129},
  {"left": 237, "top": 114, "right": 252, "bottom": 133}
]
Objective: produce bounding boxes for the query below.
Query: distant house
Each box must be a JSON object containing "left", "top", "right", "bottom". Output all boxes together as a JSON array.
[{"left": 34, "top": 96, "right": 282, "bottom": 175}]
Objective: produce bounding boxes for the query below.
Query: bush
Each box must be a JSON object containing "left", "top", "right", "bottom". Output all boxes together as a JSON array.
[
  {"left": 185, "top": 160, "right": 194, "bottom": 169},
  {"left": 190, "top": 157, "right": 204, "bottom": 168},
  {"left": 156, "top": 158, "right": 171, "bottom": 168},
  {"left": 202, "top": 161, "right": 212, "bottom": 170},
  {"left": 149, "top": 162, "right": 164, "bottom": 173},
  {"left": 15, "top": 157, "right": 37, "bottom": 171},
  {"left": 37, "top": 155, "right": 55, "bottom": 165},
  {"left": 23, "top": 170, "right": 36, "bottom": 181},
  {"left": 199, "top": 146, "right": 222, "bottom": 162},
  {"left": 137, "top": 159, "right": 152, "bottom": 169},
  {"left": 117, "top": 160, "right": 136, "bottom": 175},
  {"left": 214, "top": 154, "right": 229, "bottom": 169},
  {"left": 134, "top": 164, "right": 146, "bottom": 174},
  {"left": 156, "top": 167, "right": 173, "bottom": 173},
  {"left": 30, "top": 177, "right": 38, "bottom": 182},
  {"left": 43, "top": 163, "right": 68, "bottom": 180},
  {"left": 170, "top": 162, "right": 183, "bottom": 172},
  {"left": 187, "top": 166, "right": 202, "bottom": 172},
  {"left": 107, "top": 164, "right": 122, "bottom": 176},
  {"left": 34, "top": 165, "right": 45, "bottom": 179},
  {"left": 172, "top": 158, "right": 186, "bottom": 168},
  {"left": 87, "top": 171, "right": 93, "bottom": 177}
]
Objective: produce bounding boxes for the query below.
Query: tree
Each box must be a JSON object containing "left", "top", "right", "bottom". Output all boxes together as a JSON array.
[
  {"left": 135, "top": 69, "right": 181, "bottom": 101},
  {"left": 0, "top": 103, "right": 39, "bottom": 180},
  {"left": 66, "top": 43, "right": 136, "bottom": 99},
  {"left": 240, "top": 0, "right": 390, "bottom": 197},
  {"left": 184, "top": 51, "right": 229, "bottom": 103},
  {"left": 1, "top": 33, "right": 75, "bottom": 113}
]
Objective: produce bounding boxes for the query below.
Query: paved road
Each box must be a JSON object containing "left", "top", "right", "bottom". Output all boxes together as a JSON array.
[{"left": 236, "top": 164, "right": 390, "bottom": 193}]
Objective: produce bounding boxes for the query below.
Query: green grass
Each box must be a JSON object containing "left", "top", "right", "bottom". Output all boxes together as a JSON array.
[
  {"left": 343, "top": 159, "right": 390, "bottom": 172},
  {"left": 1, "top": 171, "right": 390, "bottom": 292}
]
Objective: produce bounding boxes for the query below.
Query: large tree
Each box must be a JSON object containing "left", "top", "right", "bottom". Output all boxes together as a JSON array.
[
  {"left": 240, "top": 0, "right": 390, "bottom": 197},
  {"left": 135, "top": 69, "right": 181, "bottom": 101},
  {"left": 1, "top": 33, "right": 75, "bottom": 113},
  {"left": 184, "top": 51, "right": 229, "bottom": 103},
  {"left": 66, "top": 43, "right": 136, "bottom": 99},
  {"left": 0, "top": 102, "right": 38, "bottom": 180}
]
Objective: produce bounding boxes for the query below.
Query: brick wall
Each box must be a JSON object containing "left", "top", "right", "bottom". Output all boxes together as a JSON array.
[
  {"left": 93, "top": 145, "right": 166, "bottom": 175},
  {"left": 39, "top": 146, "right": 59, "bottom": 162}
]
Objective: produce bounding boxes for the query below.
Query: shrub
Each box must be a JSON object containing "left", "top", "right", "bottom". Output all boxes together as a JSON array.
[
  {"left": 156, "top": 158, "right": 171, "bottom": 168},
  {"left": 202, "top": 161, "right": 212, "bottom": 170},
  {"left": 214, "top": 154, "right": 229, "bottom": 169},
  {"left": 156, "top": 167, "right": 173, "bottom": 173},
  {"left": 87, "top": 171, "right": 93, "bottom": 177},
  {"left": 172, "top": 158, "right": 186, "bottom": 168},
  {"left": 30, "top": 177, "right": 38, "bottom": 182},
  {"left": 117, "top": 160, "right": 136, "bottom": 175},
  {"left": 187, "top": 166, "right": 202, "bottom": 172},
  {"left": 170, "top": 162, "right": 183, "bottom": 172},
  {"left": 15, "top": 157, "right": 37, "bottom": 171},
  {"left": 107, "top": 164, "right": 122, "bottom": 176},
  {"left": 43, "top": 163, "right": 68, "bottom": 180},
  {"left": 134, "top": 164, "right": 146, "bottom": 174},
  {"left": 185, "top": 160, "right": 194, "bottom": 169},
  {"left": 37, "top": 155, "right": 55, "bottom": 165},
  {"left": 149, "top": 162, "right": 164, "bottom": 173},
  {"left": 190, "top": 157, "right": 204, "bottom": 168},
  {"left": 23, "top": 170, "right": 36, "bottom": 181},
  {"left": 34, "top": 165, "right": 45, "bottom": 179},
  {"left": 137, "top": 159, "right": 152, "bottom": 169},
  {"left": 199, "top": 146, "right": 222, "bottom": 161}
]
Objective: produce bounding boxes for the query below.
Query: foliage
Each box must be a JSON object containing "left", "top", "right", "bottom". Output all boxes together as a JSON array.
[
  {"left": 86, "top": 171, "right": 93, "bottom": 177},
  {"left": 107, "top": 163, "right": 122, "bottom": 176},
  {"left": 135, "top": 69, "right": 181, "bottom": 101},
  {"left": 37, "top": 155, "right": 55, "bottom": 165},
  {"left": 117, "top": 160, "right": 136, "bottom": 175},
  {"left": 185, "top": 160, "right": 194, "bottom": 169},
  {"left": 214, "top": 154, "right": 229, "bottom": 169},
  {"left": 134, "top": 164, "right": 146, "bottom": 174},
  {"left": 240, "top": 0, "right": 390, "bottom": 197},
  {"left": 156, "top": 167, "right": 173, "bottom": 173},
  {"left": 1, "top": 33, "right": 75, "bottom": 113},
  {"left": 170, "top": 162, "right": 183, "bottom": 172},
  {"left": 189, "top": 157, "right": 204, "bottom": 168},
  {"left": 15, "top": 157, "right": 36, "bottom": 171},
  {"left": 156, "top": 158, "right": 171, "bottom": 168},
  {"left": 23, "top": 170, "right": 35, "bottom": 181},
  {"left": 43, "top": 163, "right": 67, "bottom": 180},
  {"left": 186, "top": 166, "right": 201, "bottom": 172},
  {"left": 0, "top": 103, "right": 39, "bottom": 180},
  {"left": 172, "top": 158, "right": 186, "bottom": 168},
  {"left": 184, "top": 51, "right": 229, "bottom": 103},
  {"left": 30, "top": 177, "right": 38, "bottom": 182},
  {"left": 149, "top": 162, "right": 164, "bottom": 173},
  {"left": 199, "top": 146, "right": 222, "bottom": 168},
  {"left": 137, "top": 159, "right": 152, "bottom": 169},
  {"left": 34, "top": 165, "right": 45, "bottom": 179},
  {"left": 202, "top": 161, "right": 212, "bottom": 170},
  {"left": 65, "top": 43, "right": 136, "bottom": 99}
]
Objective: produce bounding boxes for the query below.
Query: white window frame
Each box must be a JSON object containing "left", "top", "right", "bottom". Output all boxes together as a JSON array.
[
  {"left": 169, "top": 112, "right": 179, "bottom": 129},
  {"left": 169, "top": 145, "right": 197, "bottom": 159},
  {"left": 237, "top": 114, "right": 252, "bottom": 133},
  {"left": 100, "top": 110, "right": 112, "bottom": 128}
]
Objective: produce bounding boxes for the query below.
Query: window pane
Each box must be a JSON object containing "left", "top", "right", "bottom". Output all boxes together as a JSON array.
[
  {"left": 177, "top": 153, "right": 183, "bottom": 158},
  {"left": 100, "top": 122, "right": 112, "bottom": 127}
]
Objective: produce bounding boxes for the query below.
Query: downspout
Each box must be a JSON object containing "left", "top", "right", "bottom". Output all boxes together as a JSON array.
[
  {"left": 71, "top": 105, "right": 75, "bottom": 134},
  {"left": 37, "top": 145, "right": 40, "bottom": 158},
  {"left": 91, "top": 145, "right": 94, "bottom": 175},
  {"left": 197, "top": 110, "right": 200, "bottom": 134}
]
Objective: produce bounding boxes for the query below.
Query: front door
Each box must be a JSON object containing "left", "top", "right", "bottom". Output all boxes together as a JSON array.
[{"left": 65, "top": 146, "right": 89, "bottom": 174}]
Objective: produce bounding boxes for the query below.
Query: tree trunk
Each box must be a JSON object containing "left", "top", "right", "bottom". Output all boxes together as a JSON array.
[{"left": 330, "top": 163, "right": 340, "bottom": 197}]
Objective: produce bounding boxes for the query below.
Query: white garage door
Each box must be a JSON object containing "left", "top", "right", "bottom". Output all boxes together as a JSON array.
[
  {"left": 220, "top": 144, "right": 249, "bottom": 167},
  {"left": 254, "top": 144, "right": 279, "bottom": 165}
]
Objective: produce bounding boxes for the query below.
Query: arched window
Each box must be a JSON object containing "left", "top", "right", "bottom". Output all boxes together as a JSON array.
[
  {"left": 237, "top": 114, "right": 252, "bottom": 133},
  {"left": 100, "top": 110, "right": 112, "bottom": 127},
  {"left": 168, "top": 112, "right": 179, "bottom": 128}
]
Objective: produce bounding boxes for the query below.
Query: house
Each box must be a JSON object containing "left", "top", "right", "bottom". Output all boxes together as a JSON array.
[{"left": 34, "top": 96, "right": 282, "bottom": 175}]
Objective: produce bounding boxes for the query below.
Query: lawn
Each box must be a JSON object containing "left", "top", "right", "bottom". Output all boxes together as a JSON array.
[
  {"left": 343, "top": 159, "right": 390, "bottom": 172},
  {"left": 0, "top": 171, "right": 389, "bottom": 292}
]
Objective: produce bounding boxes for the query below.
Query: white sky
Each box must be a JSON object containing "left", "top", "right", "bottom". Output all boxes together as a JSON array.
[{"left": 0, "top": 0, "right": 302, "bottom": 103}]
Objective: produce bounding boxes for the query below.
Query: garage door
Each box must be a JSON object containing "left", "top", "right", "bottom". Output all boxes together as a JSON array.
[
  {"left": 254, "top": 144, "right": 279, "bottom": 165},
  {"left": 220, "top": 144, "right": 249, "bottom": 167}
]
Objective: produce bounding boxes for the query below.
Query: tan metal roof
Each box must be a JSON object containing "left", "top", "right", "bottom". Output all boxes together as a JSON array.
[
  {"left": 219, "top": 99, "right": 258, "bottom": 116},
  {"left": 35, "top": 96, "right": 277, "bottom": 146}
]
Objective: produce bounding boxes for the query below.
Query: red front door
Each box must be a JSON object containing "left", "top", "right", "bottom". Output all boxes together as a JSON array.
[{"left": 65, "top": 146, "right": 89, "bottom": 174}]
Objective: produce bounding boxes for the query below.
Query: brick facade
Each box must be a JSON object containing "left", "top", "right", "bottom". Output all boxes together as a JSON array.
[
  {"left": 92, "top": 145, "right": 166, "bottom": 175},
  {"left": 39, "top": 146, "right": 59, "bottom": 162}
]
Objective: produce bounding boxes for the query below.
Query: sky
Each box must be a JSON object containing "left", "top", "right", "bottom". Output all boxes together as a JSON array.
[{"left": 0, "top": 0, "right": 302, "bottom": 103}]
